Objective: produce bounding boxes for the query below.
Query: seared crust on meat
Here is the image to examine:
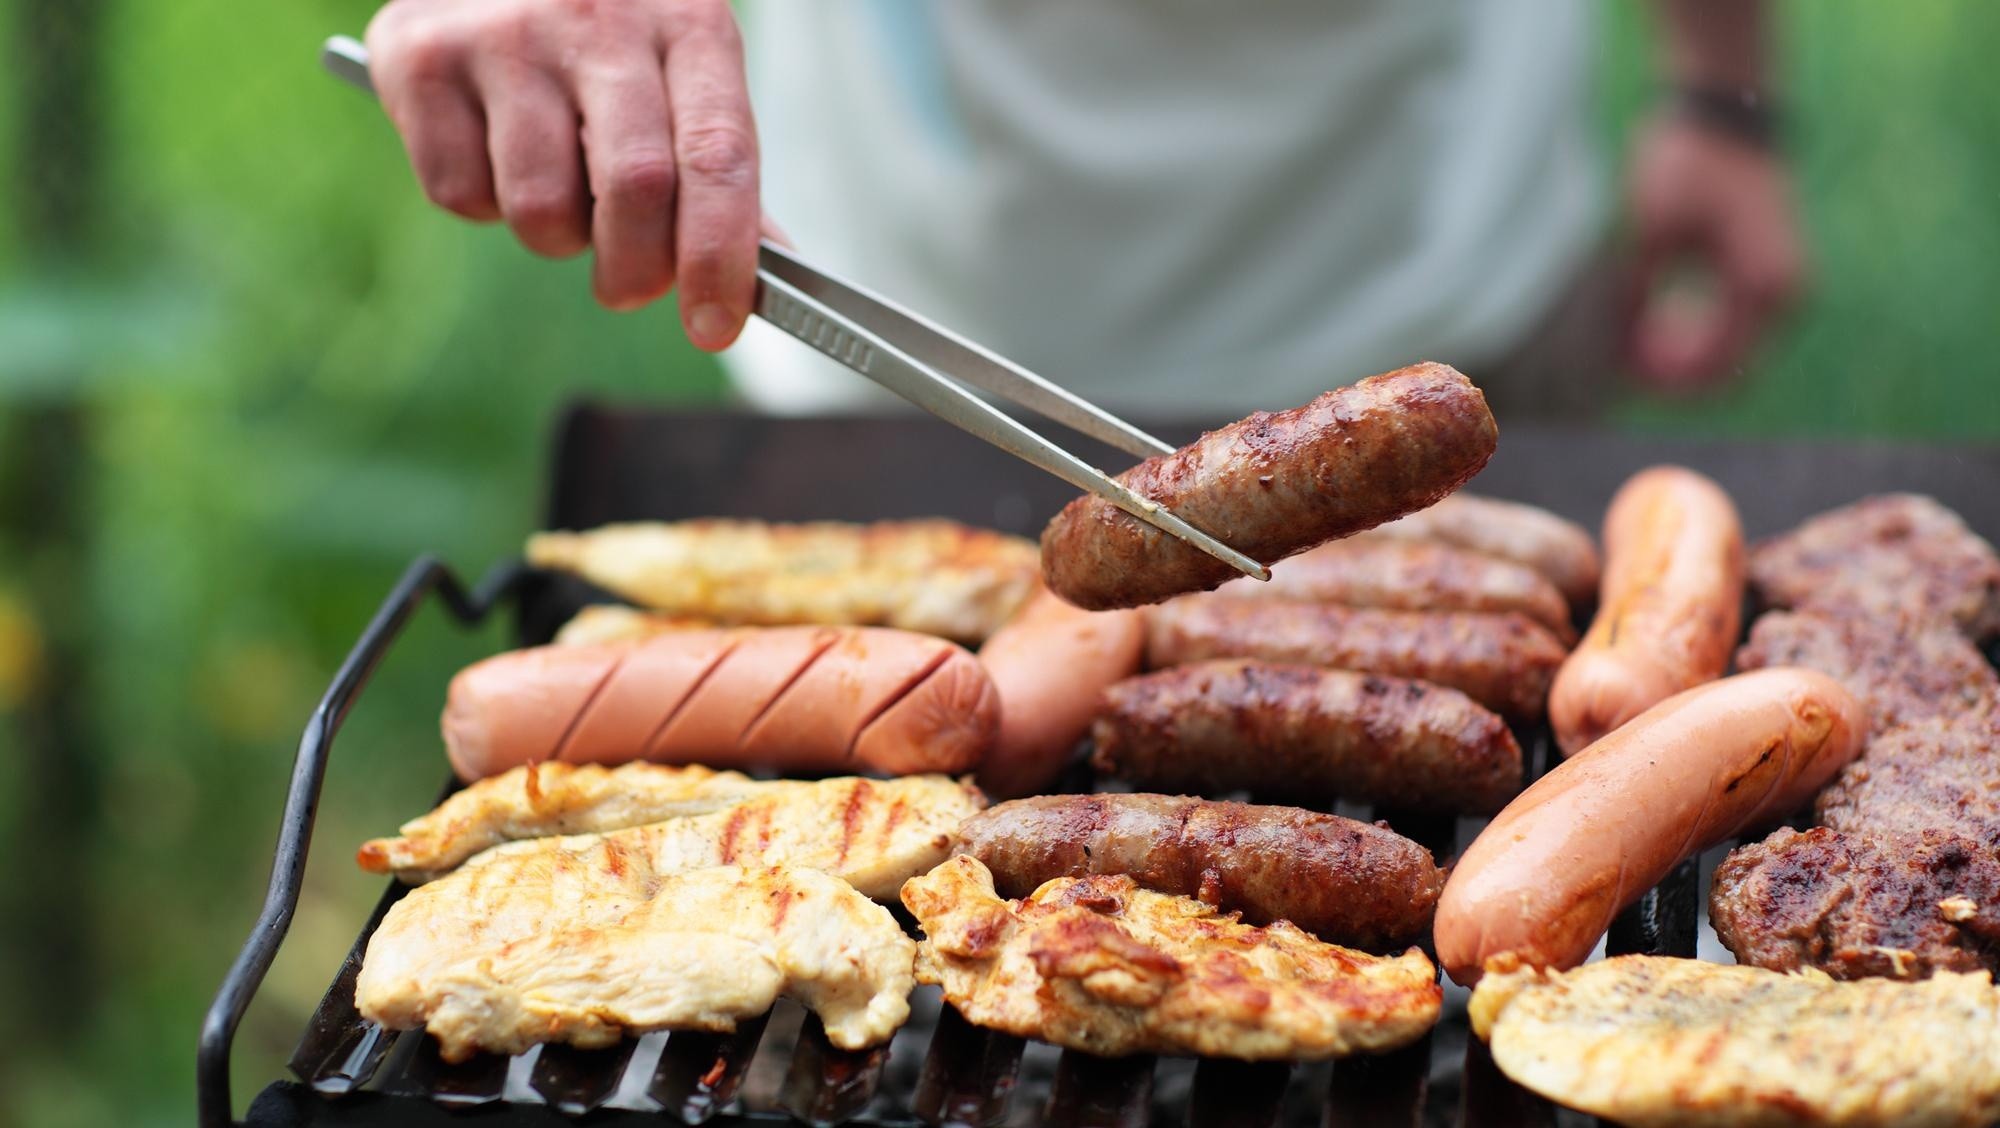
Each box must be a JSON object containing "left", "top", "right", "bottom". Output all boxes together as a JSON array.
[
  {"left": 1736, "top": 611, "right": 1999, "bottom": 735},
  {"left": 1090, "top": 662, "right": 1522, "bottom": 815},
  {"left": 1711, "top": 827, "right": 2000, "bottom": 981},
  {"left": 903, "top": 855, "right": 1441, "bottom": 1060},
  {"left": 1748, "top": 495, "right": 2000, "bottom": 640},
  {"left": 955, "top": 794, "right": 1444, "bottom": 950},
  {"left": 528, "top": 519, "right": 1039, "bottom": 644},
  {"left": 1143, "top": 598, "right": 1565, "bottom": 722},
  {"left": 1039, "top": 363, "right": 1497, "bottom": 610},
  {"left": 1367, "top": 494, "right": 1602, "bottom": 610},
  {"left": 1470, "top": 954, "right": 2000, "bottom": 1128},
  {"left": 1816, "top": 713, "right": 2000, "bottom": 838},
  {"left": 1215, "top": 538, "right": 1576, "bottom": 641}
]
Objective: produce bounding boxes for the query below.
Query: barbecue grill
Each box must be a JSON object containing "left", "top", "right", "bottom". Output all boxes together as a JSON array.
[{"left": 198, "top": 406, "right": 2000, "bottom": 1127}]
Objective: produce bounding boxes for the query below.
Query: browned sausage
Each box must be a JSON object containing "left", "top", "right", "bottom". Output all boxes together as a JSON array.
[
  {"left": 1091, "top": 661, "right": 1523, "bottom": 814},
  {"left": 1217, "top": 538, "right": 1576, "bottom": 642},
  {"left": 1368, "top": 493, "right": 1602, "bottom": 610},
  {"left": 975, "top": 587, "right": 1145, "bottom": 799},
  {"left": 442, "top": 626, "right": 999, "bottom": 780},
  {"left": 955, "top": 794, "right": 1445, "bottom": 950},
  {"left": 1039, "top": 363, "right": 1497, "bottom": 610},
  {"left": 1143, "top": 596, "right": 1566, "bottom": 722},
  {"left": 1548, "top": 467, "right": 1744, "bottom": 756},
  {"left": 1434, "top": 668, "right": 1866, "bottom": 985}
]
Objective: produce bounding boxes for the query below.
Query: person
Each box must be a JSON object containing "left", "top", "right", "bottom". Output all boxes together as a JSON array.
[{"left": 362, "top": 0, "right": 1801, "bottom": 419}]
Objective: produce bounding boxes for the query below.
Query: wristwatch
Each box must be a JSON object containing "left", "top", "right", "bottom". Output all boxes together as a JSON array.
[{"left": 1673, "top": 84, "right": 1782, "bottom": 150}]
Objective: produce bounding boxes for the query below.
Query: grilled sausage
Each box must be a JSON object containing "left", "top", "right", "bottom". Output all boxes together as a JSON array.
[
  {"left": 1039, "top": 363, "right": 1497, "bottom": 610},
  {"left": 1369, "top": 493, "right": 1602, "bottom": 610},
  {"left": 442, "top": 626, "right": 1000, "bottom": 780},
  {"left": 955, "top": 794, "right": 1445, "bottom": 950},
  {"left": 974, "top": 587, "right": 1145, "bottom": 799},
  {"left": 1434, "top": 669, "right": 1867, "bottom": 985},
  {"left": 1143, "top": 596, "right": 1566, "bottom": 722},
  {"left": 1091, "top": 661, "right": 1523, "bottom": 814},
  {"left": 1217, "top": 538, "right": 1576, "bottom": 642},
  {"left": 1548, "top": 467, "right": 1744, "bottom": 756}
]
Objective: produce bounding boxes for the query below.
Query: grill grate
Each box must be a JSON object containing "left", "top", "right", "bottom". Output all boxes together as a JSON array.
[{"left": 210, "top": 408, "right": 2000, "bottom": 1127}]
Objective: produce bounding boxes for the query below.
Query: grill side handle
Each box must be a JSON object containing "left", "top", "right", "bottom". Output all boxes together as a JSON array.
[{"left": 196, "top": 555, "right": 526, "bottom": 1128}]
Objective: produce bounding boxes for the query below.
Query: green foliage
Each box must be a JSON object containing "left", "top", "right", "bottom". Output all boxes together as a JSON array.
[{"left": 0, "top": 3, "right": 1994, "bottom": 1125}]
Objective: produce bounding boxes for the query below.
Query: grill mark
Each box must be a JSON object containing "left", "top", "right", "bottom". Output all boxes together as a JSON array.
[
  {"left": 642, "top": 638, "right": 742, "bottom": 759},
  {"left": 550, "top": 650, "right": 632, "bottom": 762},
  {"left": 835, "top": 780, "right": 874, "bottom": 866},
  {"left": 738, "top": 633, "right": 841, "bottom": 747},
  {"left": 845, "top": 648, "right": 954, "bottom": 761}
]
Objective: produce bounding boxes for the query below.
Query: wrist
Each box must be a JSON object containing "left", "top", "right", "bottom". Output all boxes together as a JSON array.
[{"left": 1667, "top": 83, "right": 1783, "bottom": 152}]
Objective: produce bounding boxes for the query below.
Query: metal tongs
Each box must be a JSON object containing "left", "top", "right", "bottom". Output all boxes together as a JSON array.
[{"left": 319, "top": 36, "right": 1268, "bottom": 580}]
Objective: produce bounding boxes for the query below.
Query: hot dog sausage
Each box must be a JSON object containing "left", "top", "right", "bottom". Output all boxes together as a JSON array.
[
  {"left": 1369, "top": 493, "right": 1602, "bottom": 611},
  {"left": 1091, "top": 661, "right": 1523, "bottom": 814},
  {"left": 1216, "top": 538, "right": 1576, "bottom": 642},
  {"left": 974, "top": 587, "right": 1145, "bottom": 799},
  {"left": 1144, "top": 596, "right": 1566, "bottom": 722},
  {"left": 1039, "top": 363, "right": 1497, "bottom": 610},
  {"left": 1548, "top": 466, "right": 1744, "bottom": 755},
  {"left": 442, "top": 626, "right": 1000, "bottom": 780},
  {"left": 955, "top": 794, "right": 1445, "bottom": 950},
  {"left": 1434, "top": 668, "right": 1867, "bottom": 985}
]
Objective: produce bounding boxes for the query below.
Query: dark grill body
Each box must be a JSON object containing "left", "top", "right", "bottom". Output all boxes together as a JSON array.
[{"left": 201, "top": 408, "right": 2000, "bottom": 1127}]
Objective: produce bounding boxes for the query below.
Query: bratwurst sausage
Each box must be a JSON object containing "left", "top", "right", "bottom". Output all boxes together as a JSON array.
[
  {"left": 1144, "top": 597, "right": 1567, "bottom": 722},
  {"left": 975, "top": 587, "right": 1145, "bottom": 799},
  {"left": 442, "top": 626, "right": 999, "bottom": 780},
  {"left": 1368, "top": 493, "right": 1602, "bottom": 611},
  {"left": 1434, "top": 668, "right": 1866, "bottom": 985},
  {"left": 1091, "top": 661, "right": 1523, "bottom": 814},
  {"left": 1039, "top": 363, "right": 1497, "bottom": 610},
  {"left": 1216, "top": 538, "right": 1575, "bottom": 641},
  {"left": 1548, "top": 466, "right": 1744, "bottom": 756},
  {"left": 955, "top": 794, "right": 1445, "bottom": 950}
]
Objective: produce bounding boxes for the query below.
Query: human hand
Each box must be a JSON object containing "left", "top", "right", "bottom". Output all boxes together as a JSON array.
[
  {"left": 365, "top": 0, "right": 761, "bottom": 349},
  {"left": 1624, "top": 112, "right": 1805, "bottom": 391}
]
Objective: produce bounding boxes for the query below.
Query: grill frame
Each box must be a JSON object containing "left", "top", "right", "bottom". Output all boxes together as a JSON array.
[{"left": 200, "top": 406, "right": 2000, "bottom": 1127}]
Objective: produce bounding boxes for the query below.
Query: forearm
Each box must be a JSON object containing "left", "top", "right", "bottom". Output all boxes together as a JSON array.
[{"left": 1649, "top": 0, "right": 1772, "bottom": 93}]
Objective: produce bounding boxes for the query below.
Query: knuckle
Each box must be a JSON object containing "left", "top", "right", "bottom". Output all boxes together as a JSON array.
[
  {"left": 502, "top": 183, "right": 581, "bottom": 231},
  {"left": 676, "top": 123, "right": 755, "bottom": 182},
  {"left": 672, "top": 0, "right": 740, "bottom": 40},
  {"left": 602, "top": 152, "right": 677, "bottom": 208}
]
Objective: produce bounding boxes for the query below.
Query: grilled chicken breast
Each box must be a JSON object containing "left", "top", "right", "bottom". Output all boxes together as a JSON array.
[
  {"left": 553, "top": 604, "right": 710, "bottom": 645},
  {"left": 364, "top": 772, "right": 981, "bottom": 897},
  {"left": 901, "top": 855, "right": 1440, "bottom": 1060},
  {"left": 1469, "top": 955, "right": 2000, "bottom": 1128},
  {"left": 359, "top": 862, "right": 915, "bottom": 1061},
  {"left": 357, "top": 765, "right": 983, "bottom": 886},
  {"left": 527, "top": 519, "right": 1039, "bottom": 644}
]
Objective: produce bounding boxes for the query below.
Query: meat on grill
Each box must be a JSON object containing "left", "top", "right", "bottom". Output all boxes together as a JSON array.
[
  {"left": 1089, "top": 661, "right": 1522, "bottom": 815},
  {"left": 954, "top": 794, "right": 1445, "bottom": 950},
  {"left": 1816, "top": 713, "right": 2000, "bottom": 840},
  {"left": 1710, "top": 826, "right": 2000, "bottom": 981},
  {"left": 1142, "top": 596, "right": 1565, "bottom": 722},
  {"left": 1363, "top": 493, "right": 1602, "bottom": 612},
  {"left": 1747, "top": 494, "right": 2000, "bottom": 640},
  {"left": 1735, "top": 610, "right": 2000, "bottom": 735},
  {"left": 1039, "top": 363, "right": 1496, "bottom": 610},
  {"left": 903, "top": 854, "right": 1442, "bottom": 1061},
  {"left": 1212, "top": 537, "right": 1576, "bottom": 642}
]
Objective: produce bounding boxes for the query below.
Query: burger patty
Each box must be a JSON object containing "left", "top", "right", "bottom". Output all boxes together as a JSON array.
[
  {"left": 1815, "top": 713, "right": 2000, "bottom": 840},
  {"left": 1734, "top": 610, "right": 1999, "bottom": 735}
]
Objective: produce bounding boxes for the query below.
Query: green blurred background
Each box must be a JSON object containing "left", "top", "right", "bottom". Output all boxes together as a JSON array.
[{"left": 0, "top": 2, "right": 1994, "bottom": 1124}]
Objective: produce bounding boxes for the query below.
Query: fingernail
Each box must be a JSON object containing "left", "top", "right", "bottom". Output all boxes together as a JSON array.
[{"left": 688, "top": 304, "right": 733, "bottom": 347}]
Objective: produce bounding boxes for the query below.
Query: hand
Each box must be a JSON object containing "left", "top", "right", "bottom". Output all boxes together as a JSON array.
[
  {"left": 365, "top": 0, "right": 760, "bottom": 349},
  {"left": 1624, "top": 112, "right": 1805, "bottom": 391}
]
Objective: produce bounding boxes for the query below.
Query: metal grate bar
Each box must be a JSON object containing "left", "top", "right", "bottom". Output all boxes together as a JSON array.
[
  {"left": 1458, "top": 1038, "right": 1555, "bottom": 1128},
  {"left": 913, "top": 1004, "right": 1026, "bottom": 1126},
  {"left": 1043, "top": 1052, "right": 1156, "bottom": 1128},
  {"left": 288, "top": 880, "right": 413, "bottom": 1091},
  {"left": 780, "top": 1014, "right": 893, "bottom": 1126},
  {"left": 1186, "top": 1059, "right": 1292, "bottom": 1127},
  {"left": 649, "top": 1015, "right": 772, "bottom": 1123},
  {"left": 1324, "top": 1032, "right": 1431, "bottom": 1127},
  {"left": 378, "top": 1039, "right": 509, "bottom": 1109},
  {"left": 530, "top": 1041, "right": 640, "bottom": 1116}
]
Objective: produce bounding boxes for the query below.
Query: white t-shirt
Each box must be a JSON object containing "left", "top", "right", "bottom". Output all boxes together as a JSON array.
[{"left": 731, "top": 0, "right": 1605, "bottom": 416}]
